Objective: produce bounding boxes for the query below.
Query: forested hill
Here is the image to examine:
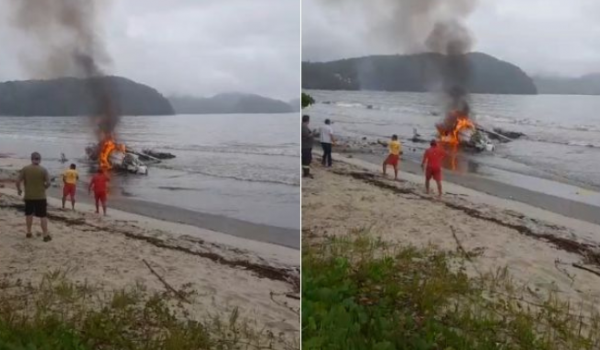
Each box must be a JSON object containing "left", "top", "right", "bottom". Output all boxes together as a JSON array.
[
  {"left": 302, "top": 52, "right": 538, "bottom": 95},
  {"left": 169, "top": 93, "right": 296, "bottom": 114},
  {"left": 0, "top": 76, "right": 174, "bottom": 116}
]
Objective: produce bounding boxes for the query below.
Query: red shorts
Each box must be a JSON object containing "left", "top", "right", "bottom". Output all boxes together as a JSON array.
[
  {"left": 63, "top": 183, "right": 76, "bottom": 199},
  {"left": 426, "top": 167, "right": 442, "bottom": 182},
  {"left": 384, "top": 154, "right": 400, "bottom": 167},
  {"left": 94, "top": 191, "right": 107, "bottom": 204}
]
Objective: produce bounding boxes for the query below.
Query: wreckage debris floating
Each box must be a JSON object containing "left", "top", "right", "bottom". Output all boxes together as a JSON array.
[
  {"left": 141, "top": 149, "right": 176, "bottom": 160},
  {"left": 492, "top": 128, "right": 525, "bottom": 140}
]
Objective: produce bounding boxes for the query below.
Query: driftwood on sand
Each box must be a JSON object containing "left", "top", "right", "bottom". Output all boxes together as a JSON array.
[{"left": 142, "top": 259, "right": 190, "bottom": 303}]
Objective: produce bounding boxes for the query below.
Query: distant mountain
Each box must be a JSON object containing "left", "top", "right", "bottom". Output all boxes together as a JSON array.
[
  {"left": 170, "top": 93, "right": 295, "bottom": 114},
  {"left": 0, "top": 76, "right": 174, "bottom": 116},
  {"left": 288, "top": 98, "right": 301, "bottom": 112},
  {"left": 534, "top": 74, "right": 600, "bottom": 95},
  {"left": 302, "top": 52, "right": 537, "bottom": 95}
]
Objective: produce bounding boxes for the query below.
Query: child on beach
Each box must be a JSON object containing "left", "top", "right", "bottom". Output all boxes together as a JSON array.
[
  {"left": 62, "top": 163, "right": 79, "bottom": 210},
  {"left": 89, "top": 169, "right": 110, "bottom": 216},
  {"left": 383, "top": 135, "right": 402, "bottom": 180},
  {"left": 421, "top": 140, "right": 446, "bottom": 197}
]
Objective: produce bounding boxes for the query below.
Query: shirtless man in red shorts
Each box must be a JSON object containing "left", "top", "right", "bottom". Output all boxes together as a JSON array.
[
  {"left": 89, "top": 169, "right": 110, "bottom": 215},
  {"left": 421, "top": 140, "right": 446, "bottom": 197}
]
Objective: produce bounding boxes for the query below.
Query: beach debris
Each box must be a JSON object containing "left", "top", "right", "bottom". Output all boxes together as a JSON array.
[
  {"left": 141, "top": 149, "right": 176, "bottom": 160},
  {"left": 142, "top": 259, "right": 191, "bottom": 303},
  {"left": 491, "top": 128, "right": 526, "bottom": 141},
  {"left": 412, "top": 128, "right": 428, "bottom": 143}
]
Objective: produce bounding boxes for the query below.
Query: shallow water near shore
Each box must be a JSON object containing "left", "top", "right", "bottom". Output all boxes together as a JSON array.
[
  {"left": 305, "top": 90, "right": 600, "bottom": 211},
  {"left": 0, "top": 113, "right": 300, "bottom": 239}
]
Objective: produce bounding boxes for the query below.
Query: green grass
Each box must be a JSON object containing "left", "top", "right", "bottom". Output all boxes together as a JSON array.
[
  {"left": 302, "top": 234, "right": 600, "bottom": 350},
  {"left": 0, "top": 270, "right": 293, "bottom": 350}
]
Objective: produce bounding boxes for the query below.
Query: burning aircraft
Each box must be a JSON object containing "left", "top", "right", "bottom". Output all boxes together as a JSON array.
[{"left": 86, "top": 137, "right": 149, "bottom": 175}]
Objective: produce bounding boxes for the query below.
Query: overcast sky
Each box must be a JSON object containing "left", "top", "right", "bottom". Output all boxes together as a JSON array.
[
  {"left": 303, "top": 0, "right": 600, "bottom": 77},
  {"left": 0, "top": 0, "right": 300, "bottom": 100}
]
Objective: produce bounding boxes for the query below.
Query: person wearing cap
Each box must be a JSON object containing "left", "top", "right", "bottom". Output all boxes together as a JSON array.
[
  {"left": 16, "top": 152, "right": 52, "bottom": 241},
  {"left": 301, "top": 115, "right": 314, "bottom": 178},
  {"left": 319, "top": 119, "right": 335, "bottom": 167},
  {"left": 421, "top": 140, "right": 446, "bottom": 197}
]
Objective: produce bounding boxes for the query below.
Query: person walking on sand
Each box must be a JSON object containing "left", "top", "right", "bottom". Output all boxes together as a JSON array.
[
  {"left": 302, "top": 115, "right": 314, "bottom": 178},
  {"left": 383, "top": 134, "right": 402, "bottom": 181},
  {"left": 89, "top": 169, "right": 110, "bottom": 216},
  {"left": 421, "top": 140, "right": 446, "bottom": 197},
  {"left": 16, "top": 152, "right": 52, "bottom": 241},
  {"left": 320, "top": 119, "right": 335, "bottom": 167},
  {"left": 62, "top": 163, "right": 79, "bottom": 210}
]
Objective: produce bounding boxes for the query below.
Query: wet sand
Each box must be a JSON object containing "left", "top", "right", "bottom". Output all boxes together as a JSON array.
[
  {"left": 0, "top": 158, "right": 299, "bottom": 249},
  {"left": 49, "top": 187, "right": 300, "bottom": 249},
  {"left": 351, "top": 152, "right": 600, "bottom": 227}
]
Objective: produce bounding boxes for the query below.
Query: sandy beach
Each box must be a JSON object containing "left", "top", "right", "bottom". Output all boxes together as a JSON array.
[
  {"left": 0, "top": 157, "right": 299, "bottom": 345},
  {"left": 303, "top": 152, "right": 600, "bottom": 311}
]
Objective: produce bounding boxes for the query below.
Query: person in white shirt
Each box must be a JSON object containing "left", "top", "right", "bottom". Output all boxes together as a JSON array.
[{"left": 320, "top": 119, "right": 335, "bottom": 167}]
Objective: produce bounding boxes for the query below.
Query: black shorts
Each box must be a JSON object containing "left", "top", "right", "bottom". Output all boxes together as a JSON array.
[
  {"left": 302, "top": 148, "right": 312, "bottom": 166},
  {"left": 24, "top": 199, "right": 47, "bottom": 218}
]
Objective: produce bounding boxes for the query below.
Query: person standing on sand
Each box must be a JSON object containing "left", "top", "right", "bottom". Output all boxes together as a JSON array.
[
  {"left": 320, "top": 119, "right": 335, "bottom": 167},
  {"left": 16, "top": 152, "right": 52, "bottom": 241},
  {"left": 383, "top": 134, "right": 402, "bottom": 181},
  {"left": 421, "top": 140, "right": 446, "bottom": 197},
  {"left": 62, "top": 163, "right": 79, "bottom": 210},
  {"left": 302, "top": 115, "right": 314, "bottom": 178},
  {"left": 89, "top": 169, "right": 110, "bottom": 216}
]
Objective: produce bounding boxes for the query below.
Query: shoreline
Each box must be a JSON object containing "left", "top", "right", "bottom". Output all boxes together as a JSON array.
[
  {"left": 1, "top": 184, "right": 300, "bottom": 343},
  {"left": 303, "top": 157, "right": 600, "bottom": 313},
  {"left": 318, "top": 135, "right": 600, "bottom": 228},
  {"left": 350, "top": 151, "right": 600, "bottom": 227},
  {"left": 1, "top": 158, "right": 299, "bottom": 249}
]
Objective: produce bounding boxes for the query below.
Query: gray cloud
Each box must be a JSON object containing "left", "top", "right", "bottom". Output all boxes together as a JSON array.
[
  {"left": 0, "top": 0, "right": 300, "bottom": 100},
  {"left": 303, "top": 0, "right": 600, "bottom": 77}
]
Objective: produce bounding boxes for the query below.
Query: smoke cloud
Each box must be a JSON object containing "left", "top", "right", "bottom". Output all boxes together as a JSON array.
[
  {"left": 7, "top": 0, "right": 119, "bottom": 139},
  {"left": 317, "top": 0, "right": 479, "bottom": 132}
]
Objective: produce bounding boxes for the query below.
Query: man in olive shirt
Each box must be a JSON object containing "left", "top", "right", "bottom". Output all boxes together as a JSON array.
[{"left": 16, "top": 152, "right": 52, "bottom": 241}]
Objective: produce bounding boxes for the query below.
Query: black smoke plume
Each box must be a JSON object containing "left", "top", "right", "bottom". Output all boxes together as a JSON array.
[
  {"left": 8, "top": 0, "right": 118, "bottom": 140},
  {"left": 318, "top": 0, "right": 478, "bottom": 133}
]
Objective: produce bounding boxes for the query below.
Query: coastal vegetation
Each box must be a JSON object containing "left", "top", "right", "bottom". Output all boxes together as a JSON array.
[
  {"left": 303, "top": 233, "right": 600, "bottom": 350},
  {"left": 302, "top": 93, "right": 315, "bottom": 109},
  {"left": 0, "top": 271, "right": 294, "bottom": 350}
]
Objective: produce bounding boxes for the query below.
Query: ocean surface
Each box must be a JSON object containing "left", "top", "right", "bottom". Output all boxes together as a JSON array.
[
  {"left": 305, "top": 90, "right": 600, "bottom": 207},
  {"left": 0, "top": 113, "right": 300, "bottom": 230}
]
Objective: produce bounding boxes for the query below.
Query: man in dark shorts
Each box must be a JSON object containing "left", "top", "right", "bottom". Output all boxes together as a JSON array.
[
  {"left": 302, "top": 115, "right": 314, "bottom": 178},
  {"left": 16, "top": 152, "right": 52, "bottom": 241},
  {"left": 421, "top": 140, "right": 446, "bottom": 197},
  {"left": 89, "top": 169, "right": 110, "bottom": 215}
]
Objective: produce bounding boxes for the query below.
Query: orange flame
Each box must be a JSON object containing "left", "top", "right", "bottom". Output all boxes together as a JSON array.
[
  {"left": 99, "top": 134, "right": 126, "bottom": 172},
  {"left": 437, "top": 111, "right": 475, "bottom": 145}
]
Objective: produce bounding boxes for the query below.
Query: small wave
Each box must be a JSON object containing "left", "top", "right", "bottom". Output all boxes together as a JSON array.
[
  {"left": 158, "top": 186, "right": 205, "bottom": 192},
  {"left": 335, "top": 102, "right": 367, "bottom": 108},
  {"left": 528, "top": 137, "right": 600, "bottom": 149},
  {"left": 155, "top": 164, "right": 300, "bottom": 187},
  {"left": 158, "top": 144, "right": 298, "bottom": 158},
  {"left": 567, "top": 140, "right": 599, "bottom": 148}
]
